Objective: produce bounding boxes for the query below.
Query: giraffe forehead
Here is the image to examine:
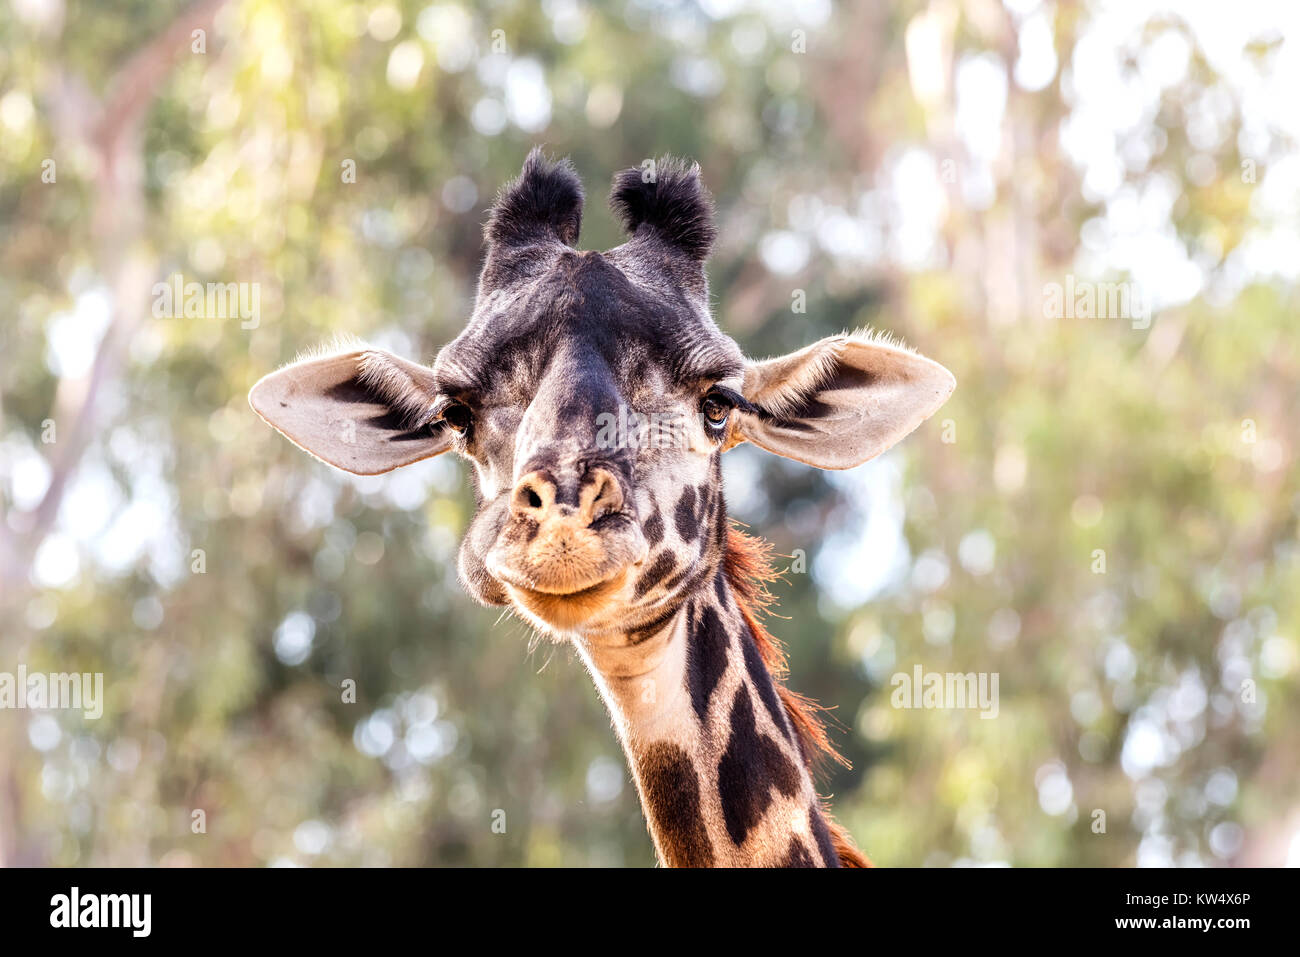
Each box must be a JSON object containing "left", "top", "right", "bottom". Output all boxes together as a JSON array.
[{"left": 436, "top": 250, "right": 744, "bottom": 401}]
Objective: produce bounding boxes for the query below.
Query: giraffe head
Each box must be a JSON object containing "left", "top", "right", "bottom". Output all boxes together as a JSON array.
[{"left": 250, "top": 150, "right": 955, "bottom": 640}]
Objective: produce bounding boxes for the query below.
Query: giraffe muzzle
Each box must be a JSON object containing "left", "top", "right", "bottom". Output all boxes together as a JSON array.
[{"left": 484, "top": 465, "right": 648, "bottom": 625}]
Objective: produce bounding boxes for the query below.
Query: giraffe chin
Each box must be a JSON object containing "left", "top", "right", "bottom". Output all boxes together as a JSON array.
[{"left": 502, "top": 569, "right": 631, "bottom": 632}]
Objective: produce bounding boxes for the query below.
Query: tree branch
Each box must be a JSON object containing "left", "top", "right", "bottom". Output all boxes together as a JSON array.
[{"left": 0, "top": 0, "right": 229, "bottom": 586}]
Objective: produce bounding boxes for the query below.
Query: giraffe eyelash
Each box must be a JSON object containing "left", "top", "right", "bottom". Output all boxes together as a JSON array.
[
  {"left": 702, "top": 386, "right": 755, "bottom": 422},
  {"left": 706, "top": 386, "right": 754, "bottom": 413}
]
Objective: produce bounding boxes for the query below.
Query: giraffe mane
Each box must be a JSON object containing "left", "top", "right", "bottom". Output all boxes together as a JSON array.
[{"left": 723, "top": 524, "right": 872, "bottom": 867}]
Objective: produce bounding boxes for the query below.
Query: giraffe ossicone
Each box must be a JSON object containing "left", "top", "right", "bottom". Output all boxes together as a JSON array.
[{"left": 250, "top": 149, "right": 955, "bottom": 867}]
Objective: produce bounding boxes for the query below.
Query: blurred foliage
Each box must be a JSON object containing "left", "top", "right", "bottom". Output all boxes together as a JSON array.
[{"left": 0, "top": 0, "right": 1297, "bottom": 867}]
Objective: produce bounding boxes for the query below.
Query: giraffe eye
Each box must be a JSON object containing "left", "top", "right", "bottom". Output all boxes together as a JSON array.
[
  {"left": 701, "top": 393, "right": 733, "bottom": 428},
  {"left": 440, "top": 402, "right": 472, "bottom": 434}
]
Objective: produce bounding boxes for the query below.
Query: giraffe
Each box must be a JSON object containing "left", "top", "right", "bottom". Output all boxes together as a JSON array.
[{"left": 249, "top": 150, "right": 955, "bottom": 867}]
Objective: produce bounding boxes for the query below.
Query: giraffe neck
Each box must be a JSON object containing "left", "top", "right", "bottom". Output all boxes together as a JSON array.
[{"left": 576, "top": 566, "right": 842, "bottom": 867}]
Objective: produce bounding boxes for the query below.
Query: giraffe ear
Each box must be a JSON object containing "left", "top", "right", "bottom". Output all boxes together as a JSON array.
[
  {"left": 249, "top": 348, "right": 454, "bottom": 475},
  {"left": 735, "top": 332, "right": 955, "bottom": 470}
]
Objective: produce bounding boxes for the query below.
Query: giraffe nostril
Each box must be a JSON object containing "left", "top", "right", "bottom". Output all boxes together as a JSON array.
[
  {"left": 511, "top": 467, "right": 624, "bottom": 528},
  {"left": 582, "top": 468, "right": 624, "bottom": 526},
  {"left": 514, "top": 480, "right": 547, "bottom": 514}
]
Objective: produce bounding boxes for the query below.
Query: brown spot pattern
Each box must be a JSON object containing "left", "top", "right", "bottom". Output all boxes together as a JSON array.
[
  {"left": 716, "top": 686, "right": 802, "bottom": 846},
  {"left": 636, "top": 742, "right": 714, "bottom": 868}
]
